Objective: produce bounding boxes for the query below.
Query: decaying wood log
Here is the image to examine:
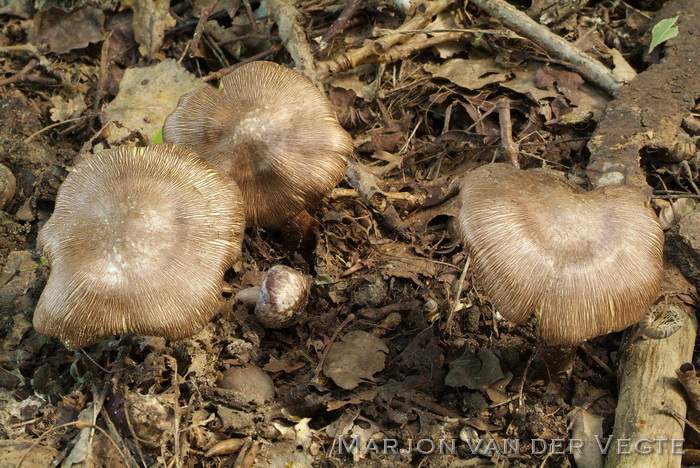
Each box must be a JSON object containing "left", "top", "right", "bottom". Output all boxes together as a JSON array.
[{"left": 605, "top": 265, "right": 698, "bottom": 468}]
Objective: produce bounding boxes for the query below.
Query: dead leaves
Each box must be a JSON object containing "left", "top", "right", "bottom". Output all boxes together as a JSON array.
[
  {"left": 119, "top": 0, "right": 175, "bottom": 61},
  {"left": 102, "top": 59, "right": 203, "bottom": 144},
  {"left": 33, "top": 6, "right": 105, "bottom": 54},
  {"left": 323, "top": 331, "right": 388, "bottom": 390}
]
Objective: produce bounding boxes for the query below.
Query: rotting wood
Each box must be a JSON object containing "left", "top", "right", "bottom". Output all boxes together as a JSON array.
[
  {"left": 586, "top": 0, "right": 700, "bottom": 197},
  {"left": 605, "top": 265, "right": 698, "bottom": 468}
]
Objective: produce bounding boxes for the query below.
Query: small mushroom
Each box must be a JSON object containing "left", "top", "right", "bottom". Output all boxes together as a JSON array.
[
  {"left": 34, "top": 144, "right": 245, "bottom": 349},
  {"left": 218, "top": 364, "right": 275, "bottom": 406},
  {"left": 458, "top": 163, "right": 664, "bottom": 371},
  {"left": 0, "top": 163, "right": 16, "bottom": 210},
  {"left": 255, "top": 265, "right": 311, "bottom": 329},
  {"left": 163, "top": 61, "right": 353, "bottom": 228}
]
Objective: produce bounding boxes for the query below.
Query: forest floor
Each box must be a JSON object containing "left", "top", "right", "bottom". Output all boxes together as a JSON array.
[{"left": 1, "top": 0, "right": 699, "bottom": 467}]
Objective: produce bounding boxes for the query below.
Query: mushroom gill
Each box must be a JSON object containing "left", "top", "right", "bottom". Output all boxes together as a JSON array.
[
  {"left": 458, "top": 163, "right": 664, "bottom": 347},
  {"left": 34, "top": 144, "right": 245, "bottom": 349},
  {"left": 162, "top": 60, "right": 354, "bottom": 228}
]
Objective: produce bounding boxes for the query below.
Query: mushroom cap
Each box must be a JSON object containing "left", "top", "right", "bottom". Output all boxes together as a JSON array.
[
  {"left": 0, "top": 163, "right": 16, "bottom": 210},
  {"left": 458, "top": 163, "right": 664, "bottom": 346},
  {"left": 34, "top": 144, "right": 245, "bottom": 349},
  {"left": 162, "top": 61, "right": 353, "bottom": 228},
  {"left": 255, "top": 265, "right": 311, "bottom": 329},
  {"left": 217, "top": 364, "right": 275, "bottom": 405}
]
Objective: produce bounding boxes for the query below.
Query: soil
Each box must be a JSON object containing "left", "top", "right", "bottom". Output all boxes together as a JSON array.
[{"left": 1, "top": 0, "right": 699, "bottom": 467}]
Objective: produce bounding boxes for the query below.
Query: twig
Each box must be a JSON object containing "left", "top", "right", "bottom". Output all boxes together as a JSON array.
[
  {"left": 496, "top": 98, "right": 520, "bottom": 168},
  {"left": 662, "top": 403, "right": 700, "bottom": 437},
  {"left": 99, "top": 405, "right": 141, "bottom": 468},
  {"left": 469, "top": 0, "right": 619, "bottom": 94},
  {"left": 202, "top": 34, "right": 229, "bottom": 68},
  {"left": 318, "top": 0, "right": 456, "bottom": 79},
  {"left": 314, "top": 314, "right": 355, "bottom": 381},
  {"left": 378, "top": 31, "right": 470, "bottom": 64},
  {"left": 123, "top": 391, "right": 149, "bottom": 466},
  {"left": 518, "top": 350, "right": 536, "bottom": 407},
  {"left": 269, "top": 0, "right": 319, "bottom": 87},
  {"left": 345, "top": 160, "right": 410, "bottom": 241},
  {"left": 579, "top": 343, "right": 615, "bottom": 375},
  {"left": 0, "top": 59, "right": 39, "bottom": 86},
  {"left": 24, "top": 116, "right": 91, "bottom": 143},
  {"left": 164, "top": 355, "right": 182, "bottom": 468},
  {"left": 241, "top": 0, "right": 260, "bottom": 33},
  {"left": 317, "top": 0, "right": 362, "bottom": 52},
  {"left": 0, "top": 44, "right": 51, "bottom": 69},
  {"left": 446, "top": 256, "right": 470, "bottom": 334},
  {"left": 16, "top": 421, "right": 128, "bottom": 468},
  {"left": 190, "top": 0, "right": 220, "bottom": 58},
  {"left": 330, "top": 187, "right": 424, "bottom": 205},
  {"left": 203, "top": 44, "right": 283, "bottom": 81},
  {"left": 93, "top": 32, "right": 112, "bottom": 117}
]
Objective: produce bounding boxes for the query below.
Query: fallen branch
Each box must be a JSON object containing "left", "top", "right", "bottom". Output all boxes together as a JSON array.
[
  {"left": 346, "top": 161, "right": 411, "bottom": 241},
  {"left": 317, "top": 0, "right": 362, "bottom": 53},
  {"left": 605, "top": 265, "right": 698, "bottom": 468},
  {"left": 469, "top": 0, "right": 619, "bottom": 94},
  {"left": 317, "top": 0, "right": 456, "bottom": 80},
  {"left": 378, "top": 31, "right": 470, "bottom": 64}
]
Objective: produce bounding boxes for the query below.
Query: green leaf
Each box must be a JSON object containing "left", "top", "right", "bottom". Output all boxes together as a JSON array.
[
  {"left": 151, "top": 129, "right": 163, "bottom": 144},
  {"left": 314, "top": 274, "right": 335, "bottom": 285},
  {"left": 648, "top": 16, "right": 679, "bottom": 54},
  {"left": 18, "top": 256, "right": 49, "bottom": 272}
]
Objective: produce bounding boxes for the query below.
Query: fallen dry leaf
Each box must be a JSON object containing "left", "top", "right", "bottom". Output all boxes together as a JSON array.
[
  {"left": 323, "top": 330, "right": 388, "bottom": 390},
  {"left": 120, "top": 0, "right": 175, "bottom": 60},
  {"left": 33, "top": 6, "right": 105, "bottom": 54},
  {"left": 102, "top": 59, "right": 203, "bottom": 144},
  {"left": 426, "top": 58, "right": 510, "bottom": 90},
  {"left": 445, "top": 347, "right": 505, "bottom": 390},
  {"left": 568, "top": 408, "right": 605, "bottom": 468}
]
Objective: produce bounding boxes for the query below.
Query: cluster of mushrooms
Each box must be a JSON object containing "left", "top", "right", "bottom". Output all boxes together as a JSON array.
[
  {"left": 34, "top": 61, "right": 353, "bottom": 349},
  {"left": 35, "top": 60, "right": 664, "bottom": 370}
]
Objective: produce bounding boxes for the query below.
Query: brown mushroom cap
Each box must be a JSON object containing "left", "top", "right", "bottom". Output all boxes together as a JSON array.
[
  {"left": 162, "top": 61, "right": 353, "bottom": 228},
  {"left": 34, "top": 144, "right": 245, "bottom": 349},
  {"left": 458, "top": 163, "right": 664, "bottom": 346}
]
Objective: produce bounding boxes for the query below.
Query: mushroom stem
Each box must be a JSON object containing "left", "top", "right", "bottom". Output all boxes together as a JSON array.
[
  {"left": 235, "top": 287, "right": 261, "bottom": 309},
  {"left": 534, "top": 341, "right": 577, "bottom": 379}
]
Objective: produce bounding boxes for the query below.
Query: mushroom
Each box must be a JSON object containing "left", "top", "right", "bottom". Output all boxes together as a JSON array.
[
  {"left": 162, "top": 60, "right": 353, "bottom": 228},
  {"left": 217, "top": 364, "right": 275, "bottom": 406},
  {"left": 34, "top": 144, "right": 245, "bottom": 349},
  {"left": 255, "top": 265, "right": 311, "bottom": 329},
  {"left": 458, "top": 163, "right": 664, "bottom": 373},
  {"left": 0, "top": 163, "right": 16, "bottom": 210}
]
